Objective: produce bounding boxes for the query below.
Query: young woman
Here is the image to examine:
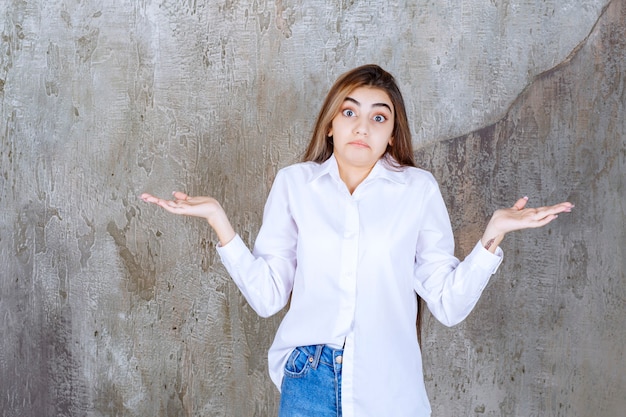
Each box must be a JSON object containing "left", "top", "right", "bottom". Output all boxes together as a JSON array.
[{"left": 141, "top": 64, "right": 573, "bottom": 417}]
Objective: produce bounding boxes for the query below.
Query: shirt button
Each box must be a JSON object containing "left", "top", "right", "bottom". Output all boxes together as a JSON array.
[{"left": 335, "top": 355, "right": 343, "bottom": 364}]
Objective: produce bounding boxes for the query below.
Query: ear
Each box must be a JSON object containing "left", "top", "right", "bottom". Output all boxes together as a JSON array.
[
  {"left": 327, "top": 128, "right": 333, "bottom": 137},
  {"left": 388, "top": 136, "right": 394, "bottom": 146}
]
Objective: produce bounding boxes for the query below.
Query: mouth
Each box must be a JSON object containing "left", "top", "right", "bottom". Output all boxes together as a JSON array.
[{"left": 348, "top": 140, "right": 370, "bottom": 148}]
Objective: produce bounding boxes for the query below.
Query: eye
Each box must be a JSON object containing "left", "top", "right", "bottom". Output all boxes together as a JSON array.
[
  {"left": 342, "top": 109, "right": 355, "bottom": 117},
  {"left": 373, "top": 114, "right": 387, "bottom": 123}
]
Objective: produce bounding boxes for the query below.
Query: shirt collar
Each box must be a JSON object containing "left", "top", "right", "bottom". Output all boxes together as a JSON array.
[{"left": 308, "top": 154, "right": 408, "bottom": 185}]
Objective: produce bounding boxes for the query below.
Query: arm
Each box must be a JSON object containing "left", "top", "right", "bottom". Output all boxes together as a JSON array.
[
  {"left": 414, "top": 185, "right": 574, "bottom": 327},
  {"left": 140, "top": 172, "right": 298, "bottom": 317},
  {"left": 480, "top": 196, "right": 574, "bottom": 253},
  {"left": 413, "top": 184, "right": 500, "bottom": 327}
]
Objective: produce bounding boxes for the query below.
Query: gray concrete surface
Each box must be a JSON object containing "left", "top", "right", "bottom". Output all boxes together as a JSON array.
[{"left": 0, "top": 0, "right": 624, "bottom": 415}]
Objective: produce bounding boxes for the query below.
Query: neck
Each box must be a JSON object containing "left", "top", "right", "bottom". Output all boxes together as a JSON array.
[{"left": 337, "top": 163, "right": 375, "bottom": 194}]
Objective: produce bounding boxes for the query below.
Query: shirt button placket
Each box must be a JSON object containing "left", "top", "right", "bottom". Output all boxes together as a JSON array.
[{"left": 337, "top": 198, "right": 359, "bottom": 328}]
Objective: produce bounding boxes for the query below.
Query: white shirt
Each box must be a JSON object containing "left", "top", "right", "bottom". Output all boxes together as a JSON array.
[{"left": 217, "top": 155, "right": 503, "bottom": 416}]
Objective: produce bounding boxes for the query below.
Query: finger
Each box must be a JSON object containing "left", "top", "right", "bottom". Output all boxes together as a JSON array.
[
  {"left": 530, "top": 213, "right": 559, "bottom": 228},
  {"left": 160, "top": 199, "right": 190, "bottom": 213},
  {"left": 535, "top": 202, "right": 574, "bottom": 217},
  {"left": 182, "top": 195, "right": 213, "bottom": 204},
  {"left": 556, "top": 201, "right": 575, "bottom": 213},
  {"left": 172, "top": 191, "right": 189, "bottom": 201},
  {"left": 512, "top": 196, "right": 529, "bottom": 210},
  {"left": 140, "top": 193, "right": 164, "bottom": 204}
]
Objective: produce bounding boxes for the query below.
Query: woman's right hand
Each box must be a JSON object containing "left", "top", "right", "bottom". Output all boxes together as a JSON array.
[{"left": 140, "top": 191, "right": 236, "bottom": 245}]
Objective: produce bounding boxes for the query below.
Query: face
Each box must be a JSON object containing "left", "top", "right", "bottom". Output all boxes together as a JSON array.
[{"left": 328, "top": 86, "right": 394, "bottom": 173}]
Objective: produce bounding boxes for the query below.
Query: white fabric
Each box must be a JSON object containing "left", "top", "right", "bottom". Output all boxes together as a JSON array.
[{"left": 216, "top": 155, "right": 503, "bottom": 417}]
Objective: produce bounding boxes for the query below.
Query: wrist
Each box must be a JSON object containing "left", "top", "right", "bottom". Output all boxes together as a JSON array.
[
  {"left": 207, "top": 208, "right": 236, "bottom": 246},
  {"left": 481, "top": 220, "right": 503, "bottom": 252},
  {"left": 481, "top": 230, "right": 504, "bottom": 253}
]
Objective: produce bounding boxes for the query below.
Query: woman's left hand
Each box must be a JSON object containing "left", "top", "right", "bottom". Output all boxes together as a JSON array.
[{"left": 481, "top": 197, "right": 574, "bottom": 252}]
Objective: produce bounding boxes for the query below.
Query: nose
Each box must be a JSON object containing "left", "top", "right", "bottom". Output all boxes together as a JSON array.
[{"left": 354, "top": 118, "right": 368, "bottom": 136}]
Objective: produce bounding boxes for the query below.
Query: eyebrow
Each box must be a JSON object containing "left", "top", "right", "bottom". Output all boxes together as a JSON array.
[{"left": 344, "top": 96, "right": 393, "bottom": 113}]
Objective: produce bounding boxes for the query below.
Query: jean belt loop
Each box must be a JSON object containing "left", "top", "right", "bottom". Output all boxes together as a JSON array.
[{"left": 310, "top": 344, "right": 324, "bottom": 370}]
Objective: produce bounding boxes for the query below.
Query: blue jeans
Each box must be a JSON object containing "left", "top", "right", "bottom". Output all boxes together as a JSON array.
[{"left": 278, "top": 345, "right": 343, "bottom": 417}]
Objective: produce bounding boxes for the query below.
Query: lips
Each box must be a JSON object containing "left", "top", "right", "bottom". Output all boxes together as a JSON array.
[{"left": 348, "top": 140, "right": 370, "bottom": 148}]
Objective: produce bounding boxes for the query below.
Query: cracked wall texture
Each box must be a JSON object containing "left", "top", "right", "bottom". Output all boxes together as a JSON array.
[{"left": 0, "top": 0, "right": 624, "bottom": 416}]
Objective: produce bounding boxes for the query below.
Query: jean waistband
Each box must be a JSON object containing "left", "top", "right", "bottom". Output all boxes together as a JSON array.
[{"left": 304, "top": 344, "right": 344, "bottom": 370}]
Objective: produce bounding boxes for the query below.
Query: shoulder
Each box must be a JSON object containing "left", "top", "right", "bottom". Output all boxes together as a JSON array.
[
  {"left": 275, "top": 161, "right": 325, "bottom": 181},
  {"left": 270, "top": 161, "right": 322, "bottom": 188},
  {"left": 402, "top": 165, "right": 437, "bottom": 182},
  {"left": 277, "top": 161, "right": 319, "bottom": 175},
  {"left": 386, "top": 164, "right": 440, "bottom": 190}
]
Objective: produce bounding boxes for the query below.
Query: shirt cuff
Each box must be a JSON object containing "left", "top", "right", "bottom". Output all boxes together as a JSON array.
[
  {"left": 215, "top": 234, "right": 250, "bottom": 270},
  {"left": 466, "top": 240, "right": 504, "bottom": 275}
]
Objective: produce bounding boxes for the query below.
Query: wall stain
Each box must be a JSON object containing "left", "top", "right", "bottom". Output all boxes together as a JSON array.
[
  {"left": 106, "top": 205, "right": 156, "bottom": 302},
  {"left": 45, "top": 41, "right": 60, "bottom": 97},
  {"left": 75, "top": 27, "right": 99, "bottom": 64},
  {"left": 565, "top": 240, "right": 589, "bottom": 300},
  {"left": 76, "top": 214, "right": 96, "bottom": 269},
  {"left": 275, "top": 0, "right": 296, "bottom": 38}
]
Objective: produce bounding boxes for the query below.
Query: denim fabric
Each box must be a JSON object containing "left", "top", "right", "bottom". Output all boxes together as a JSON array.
[{"left": 278, "top": 345, "right": 343, "bottom": 417}]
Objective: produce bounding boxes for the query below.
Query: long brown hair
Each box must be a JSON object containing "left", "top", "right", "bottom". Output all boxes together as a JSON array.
[
  {"left": 303, "top": 64, "right": 416, "bottom": 169},
  {"left": 303, "top": 65, "right": 423, "bottom": 344}
]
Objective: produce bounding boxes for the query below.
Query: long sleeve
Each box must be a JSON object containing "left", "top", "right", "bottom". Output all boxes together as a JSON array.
[
  {"left": 412, "top": 181, "right": 503, "bottom": 327},
  {"left": 216, "top": 170, "right": 298, "bottom": 318}
]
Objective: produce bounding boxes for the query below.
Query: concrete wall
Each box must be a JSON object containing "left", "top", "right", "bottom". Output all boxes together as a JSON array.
[{"left": 1, "top": 0, "right": 623, "bottom": 416}]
